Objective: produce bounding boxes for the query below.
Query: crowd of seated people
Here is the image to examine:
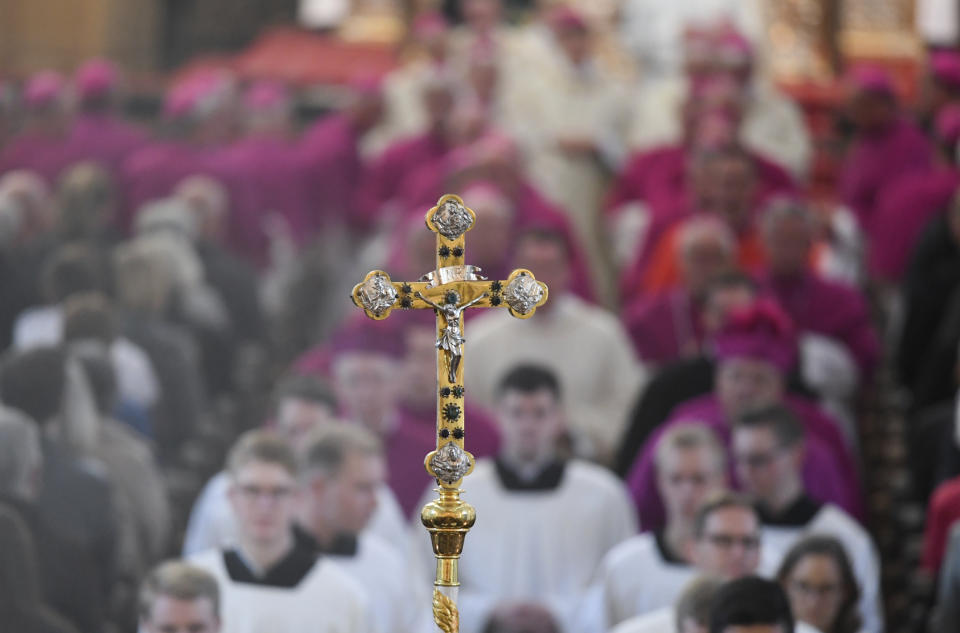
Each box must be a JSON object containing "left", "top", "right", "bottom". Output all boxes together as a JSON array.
[{"left": 3, "top": 2, "right": 960, "bottom": 632}]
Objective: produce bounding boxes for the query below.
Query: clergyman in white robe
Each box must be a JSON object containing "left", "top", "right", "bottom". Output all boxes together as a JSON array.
[
  {"left": 467, "top": 294, "right": 644, "bottom": 460},
  {"left": 411, "top": 457, "right": 637, "bottom": 633},
  {"left": 182, "top": 470, "right": 407, "bottom": 556},
  {"left": 191, "top": 545, "right": 369, "bottom": 633},
  {"left": 596, "top": 531, "right": 783, "bottom": 630},
  {"left": 295, "top": 527, "right": 424, "bottom": 633}
]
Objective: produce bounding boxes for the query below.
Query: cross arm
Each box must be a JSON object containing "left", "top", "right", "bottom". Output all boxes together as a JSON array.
[{"left": 351, "top": 269, "right": 548, "bottom": 320}]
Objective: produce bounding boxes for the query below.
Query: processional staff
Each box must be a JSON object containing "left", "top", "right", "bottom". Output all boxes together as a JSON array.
[{"left": 351, "top": 194, "right": 548, "bottom": 632}]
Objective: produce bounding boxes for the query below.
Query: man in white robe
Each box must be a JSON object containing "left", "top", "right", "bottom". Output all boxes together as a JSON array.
[
  {"left": 516, "top": 7, "right": 634, "bottom": 306},
  {"left": 596, "top": 424, "right": 730, "bottom": 628},
  {"left": 412, "top": 364, "right": 637, "bottom": 633},
  {"left": 732, "top": 405, "right": 883, "bottom": 633},
  {"left": 467, "top": 229, "right": 645, "bottom": 462},
  {"left": 183, "top": 375, "right": 407, "bottom": 556},
  {"left": 618, "top": 0, "right": 765, "bottom": 80},
  {"left": 609, "top": 493, "right": 782, "bottom": 633},
  {"left": 626, "top": 24, "right": 811, "bottom": 181},
  {"left": 190, "top": 431, "right": 369, "bottom": 633},
  {"left": 296, "top": 424, "right": 423, "bottom": 633}
]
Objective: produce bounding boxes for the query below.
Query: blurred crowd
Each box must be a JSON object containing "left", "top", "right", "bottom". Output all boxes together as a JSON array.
[{"left": 3, "top": 1, "right": 960, "bottom": 633}]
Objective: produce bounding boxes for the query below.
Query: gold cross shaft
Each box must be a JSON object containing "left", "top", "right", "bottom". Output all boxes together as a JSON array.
[{"left": 351, "top": 194, "right": 548, "bottom": 632}]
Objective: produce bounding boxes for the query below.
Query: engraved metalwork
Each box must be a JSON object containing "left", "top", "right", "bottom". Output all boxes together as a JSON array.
[
  {"left": 432, "top": 199, "right": 474, "bottom": 239},
  {"left": 357, "top": 273, "right": 398, "bottom": 317},
  {"left": 503, "top": 273, "right": 545, "bottom": 315},
  {"left": 433, "top": 589, "right": 459, "bottom": 633},
  {"left": 430, "top": 442, "right": 472, "bottom": 485},
  {"left": 416, "top": 291, "right": 487, "bottom": 383},
  {"left": 420, "top": 265, "right": 487, "bottom": 288},
  {"left": 351, "top": 194, "right": 550, "bottom": 627}
]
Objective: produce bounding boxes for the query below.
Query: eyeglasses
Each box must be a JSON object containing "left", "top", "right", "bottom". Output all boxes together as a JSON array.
[
  {"left": 789, "top": 579, "right": 841, "bottom": 599},
  {"left": 236, "top": 484, "right": 295, "bottom": 502},
  {"left": 702, "top": 533, "right": 761, "bottom": 550}
]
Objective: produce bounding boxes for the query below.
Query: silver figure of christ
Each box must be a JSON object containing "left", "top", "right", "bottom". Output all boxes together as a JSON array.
[{"left": 416, "top": 291, "right": 488, "bottom": 383}]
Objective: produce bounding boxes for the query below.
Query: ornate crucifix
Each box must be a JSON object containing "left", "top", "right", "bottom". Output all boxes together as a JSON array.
[{"left": 351, "top": 194, "right": 548, "bottom": 632}]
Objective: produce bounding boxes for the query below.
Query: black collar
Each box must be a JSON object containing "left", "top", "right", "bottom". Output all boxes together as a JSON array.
[
  {"left": 494, "top": 458, "right": 567, "bottom": 491},
  {"left": 757, "top": 495, "right": 823, "bottom": 527},
  {"left": 653, "top": 529, "right": 689, "bottom": 566},
  {"left": 223, "top": 537, "right": 319, "bottom": 588},
  {"left": 293, "top": 525, "right": 359, "bottom": 557}
]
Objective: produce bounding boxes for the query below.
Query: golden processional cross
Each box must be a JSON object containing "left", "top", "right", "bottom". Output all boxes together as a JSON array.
[{"left": 351, "top": 194, "right": 548, "bottom": 632}]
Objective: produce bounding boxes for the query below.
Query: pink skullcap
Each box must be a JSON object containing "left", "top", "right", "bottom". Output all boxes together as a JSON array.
[
  {"left": 932, "top": 51, "right": 960, "bottom": 92},
  {"left": 713, "top": 299, "right": 797, "bottom": 373},
  {"left": 682, "top": 26, "right": 714, "bottom": 67},
  {"left": 243, "top": 80, "right": 289, "bottom": 112},
  {"left": 329, "top": 320, "right": 405, "bottom": 360},
  {"left": 461, "top": 180, "right": 513, "bottom": 218},
  {"left": 715, "top": 27, "right": 753, "bottom": 68},
  {"left": 164, "top": 78, "right": 202, "bottom": 118},
  {"left": 848, "top": 64, "right": 895, "bottom": 98},
  {"left": 413, "top": 11, "right": 449, "bottom": 39},
  {"left": 936, "top": 103, "right": 960, "bottom": 148},
  {"left": 547, "top": 6, "right": 588, "bottom": 32},
  {"left": 461, "top": 179, "right": 505, "bottom": 202},
  {"left": 164, "top": 70, "right": 234, "bottom": 119},
  {"left": 24, "top": 71, "right": 65, "bottom": 109},
  {"left": 75, "top": 59, "right": 118, "bottom": 102}
]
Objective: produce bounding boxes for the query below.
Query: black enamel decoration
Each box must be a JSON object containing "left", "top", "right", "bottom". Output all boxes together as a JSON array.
[
  {"left": 452, "top": 428, "right": 464, "bottom": 440},
  {"left": 439, "top": 429, "right": 450, "bottom": 439},
  {"left": 452, "top": 386, "right": 465, "bottom": 398},
  {"left": 400, "top": 296, "right": 413, "bottom": 308},
  {"left": 440, "top": 387, "right": 452, "bottom": 398},
  {"left": 452, "top": 246, "right": 464, "bottom": 257},
  {"left": 401, "top": 283, "right": 413, "bottom": 294},
  {"left": 490, "top": 295, "right": 502, "bottom": 306},
  {"left": 439, "top": 245, "right": 451, "bottom": 258}
]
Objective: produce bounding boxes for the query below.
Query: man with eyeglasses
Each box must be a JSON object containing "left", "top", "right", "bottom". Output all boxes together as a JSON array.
[
  {"left": 609, "top": 493, "right": 780, "bottom": 633},
  {"left": 732, "top": 405, "right": 882, "bottom": 633},
  {"left": 182, "top": 374, "right": 407, "bottom": 557},
  {"left": 190, "top": 430, "right": 369, "bottom": 633}
]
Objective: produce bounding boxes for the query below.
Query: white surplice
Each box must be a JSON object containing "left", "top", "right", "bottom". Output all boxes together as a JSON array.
[{"left": 411, "top": 458, "right": 637, "bottom": 633}]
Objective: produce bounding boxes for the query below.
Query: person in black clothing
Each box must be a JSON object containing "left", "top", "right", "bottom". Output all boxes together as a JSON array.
[
  {"left": 709, "top": 576, "right": 795, "bottom": 633},
  {"left": 0, "top": 504, "right": 78, "bottom": 633},
  {"left": 113, "top": 239, "right": 206, "bottom": 461},
  {"left": 898, "top": 195, "right": 960, "bottom": 412},
  {"left": 0, "top": 346, "right": 120, "bottom": 633}
]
